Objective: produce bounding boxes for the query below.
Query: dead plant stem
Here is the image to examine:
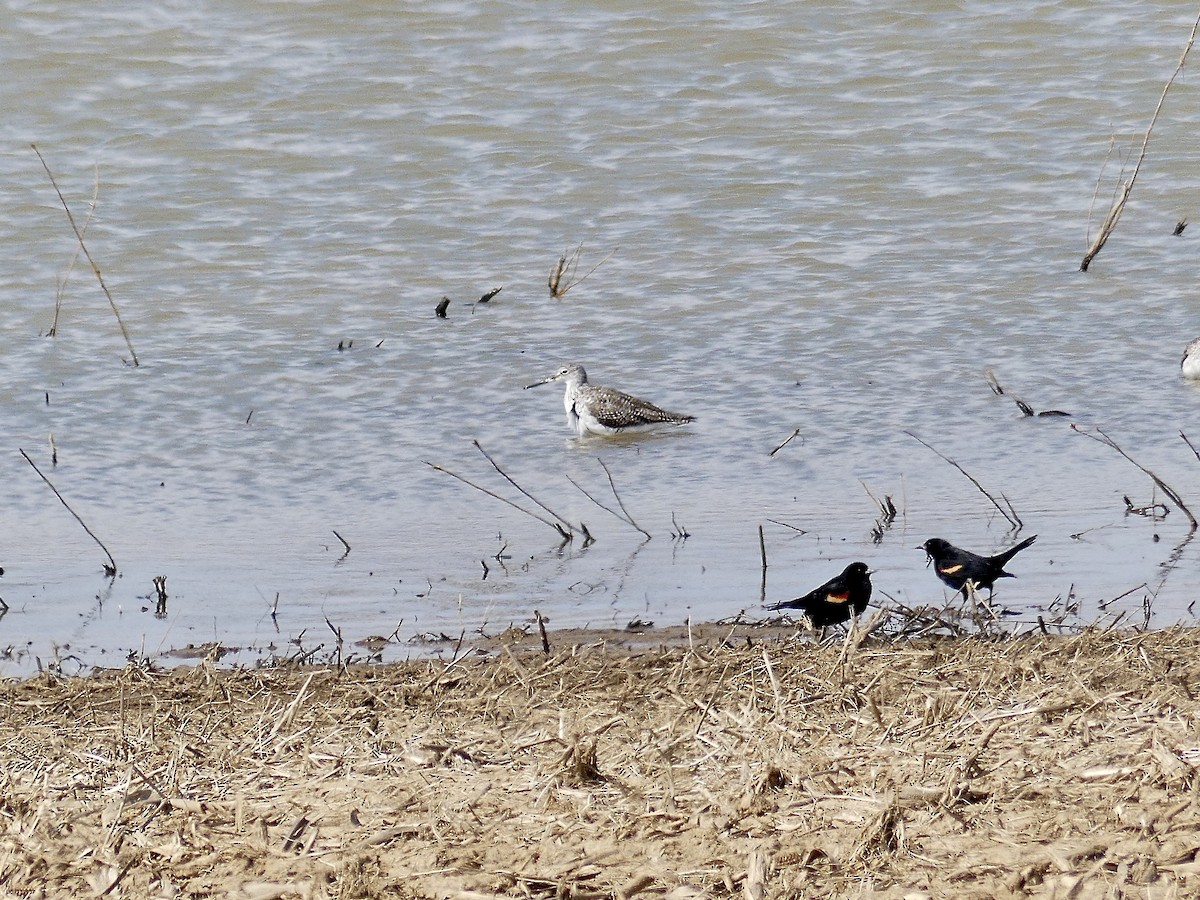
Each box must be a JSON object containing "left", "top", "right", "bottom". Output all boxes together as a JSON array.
[
  {"left": 1080, "top": 7, "right": 1200, "bottom": 271},
  {"left": 32, "top": 145, "right": 139, "bottom": 365},
  {"left": 20, "top": 448, "right": 117, "bottom": 575},
  {"left": 425, "top": 461, "right": 571, "bottom": 540},
  {"left": 905, "top": 431, "right": 1022, "bottom": 529},
  {"left": 568, "top": 458, "right": 651, "bottom": 539},
  {"left": 1073, "top": 425, "right": 1197, "bottom": 530},
  {"left": 51, "top": 163, "right": 99, "bottom": 337},
  {"left": 473, "top": 440, "right": 576, "bottom": 534}
]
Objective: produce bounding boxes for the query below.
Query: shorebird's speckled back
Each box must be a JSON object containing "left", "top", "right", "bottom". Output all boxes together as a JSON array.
[{"left": 526, "top": 363, "right": 695, "bottom": 437}]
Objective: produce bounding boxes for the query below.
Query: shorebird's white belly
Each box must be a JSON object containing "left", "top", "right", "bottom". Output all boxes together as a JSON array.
[{"left": 1184, "top": 339, "right": 1200, "bottom": 379}]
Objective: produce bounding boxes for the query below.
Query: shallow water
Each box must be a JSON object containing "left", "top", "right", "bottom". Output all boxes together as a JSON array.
[{"left": 0, "top": 0, "right": 1199, "bottom": 674}]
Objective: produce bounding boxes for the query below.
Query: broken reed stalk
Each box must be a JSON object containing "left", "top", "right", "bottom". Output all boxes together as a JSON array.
[
  {"left": 861, "top": 481, "right": 897, "bottom": 524},
  {"left": 32, "top": 145, "right": 139, "bottom": 366},
  {"left": 472, "top": 441, "right": 576, "bottom": 534},
  {"left": 904, "top": 431, "right": 1022, "bottom": 529},
  {"left": 547, "top": 242, "right": 617, "bottom": 297},
  {"left": 758, "top": 524, "right": 768, "bottom": 605},
  {"left": 1080, "top": 8, "right": 1200, "bottom": 271},
  {"left": 51, "top": 164, "right": 99, "bottom": 337},
  {"left": 1072, "top": 425, "right": 1197, "bottom": 530},
  {"left": 424, "top": 461, "right": 572, "bottom": 540},
  {"left": 20, "top": 448, "right": 117, "bottom": 575}
]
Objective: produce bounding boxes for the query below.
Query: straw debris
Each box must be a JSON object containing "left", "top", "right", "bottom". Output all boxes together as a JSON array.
[{"left": 4, "top": 627, "right": 1200, "bottom": 897}]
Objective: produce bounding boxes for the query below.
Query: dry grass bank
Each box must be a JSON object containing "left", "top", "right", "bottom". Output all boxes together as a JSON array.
[{"left": 3, "top": 625, "right": 1200, "bottom": 899}]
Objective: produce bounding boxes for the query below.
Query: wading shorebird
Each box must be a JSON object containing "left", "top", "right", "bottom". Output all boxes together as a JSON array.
[
  {"left": 1182, "top": 337, "right": 1200, "bottom": 379},
  {"left": 766, "top": 561, "right": 872, "bottom": 628},
  {"left": 525, "top": 363, "right": 695, "bottom": 437},
  {"left": 920, "top": 535, "right": 1036, "bottom": 598}
]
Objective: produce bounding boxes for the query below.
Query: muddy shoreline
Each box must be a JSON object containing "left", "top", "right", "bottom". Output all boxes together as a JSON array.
[{"left": 4, "top": 624, "right": 1200, "bottom": 898}]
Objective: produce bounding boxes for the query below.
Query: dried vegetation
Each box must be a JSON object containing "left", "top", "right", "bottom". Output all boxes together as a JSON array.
[{"left": 4, "top": 626, "right": 1200, "bottom": 898}]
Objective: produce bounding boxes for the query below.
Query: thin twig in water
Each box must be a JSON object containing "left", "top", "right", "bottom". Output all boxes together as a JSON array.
[
  {"left": 1080, "top": 8, "right": 1200, "bottom": 271},
  {"left": 596, "top": 457, "right": 649, "bottom": 538},
  {"left": 566, "top": 458, "right": 651, "bottom": 539},
  {"left": 473, "top": 440, "right": 575, "bottom": 533},
  {"left": 861, "top": 481, "right": 897, "bottom": 525},
  {"left": 332, "top": 530, "right": 351, "bottom": 554},
  {"left": 984, "top": 368, "right": 1004, "bottom": 395},
  {"left": 1073, "top": 425, "right": 1197, "bottom": 530},
  {"left": 20, "top": 448, "right": 117, "bottom": 575},
  {"left": 905, "top": 431, "right": 1022, "bottom": 529},
  {"left": 769, "top": 428, "right": 802, "bottom": 457},
  {"left": 670, "top": 512, "right": 690, "bottom": 539},
  {"left": 863, "top": 481, "right": 898, "bottom": 544},
  {"left": 1099, "top": 582, "right": 1150, "bottom": 611},
  {"left": 766, "top": 518, "right": 808, "bottom": 535},
  {"left": 425, "top": 461, "right": 571, "bottom": 540},
  {"left": 1182, "top": 431, "right": 1200, "bottom": 463},
  {"left": 32, "top": 145, "right": 139, "bottom": 365},
  {"left": 1151, "top": 530, "right": 1196, "bottom": 600},
  {"left": 565, "top": 475, "right": 619, "bottom": 532},
  {"left": 51, "top": 163, "right": 99, "bottom": 337}
]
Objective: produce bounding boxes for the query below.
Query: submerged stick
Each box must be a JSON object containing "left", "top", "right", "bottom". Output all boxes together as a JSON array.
[
  {"left": 905, "top": 431, "right": 1022, "bottom": 529},
  {"left": 1080, "top": 8, "right": 1200, "bottom": 271},
  {"left": 20, "top": 448, "right": 117, "bottom": 575},
  {"left": 1073, "top": 425, "right": 1197, "bottom": 529},
  {"left": 32, "top": 145, "right": 139, "bottom": 365}
]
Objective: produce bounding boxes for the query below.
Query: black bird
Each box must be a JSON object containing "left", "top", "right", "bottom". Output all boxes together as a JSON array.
[
  {"left": 920, "top": 535, "right": 1037, "bottom": 597},
  {"left": 767, "top": 561, "right": 872, "bottom": 628}
]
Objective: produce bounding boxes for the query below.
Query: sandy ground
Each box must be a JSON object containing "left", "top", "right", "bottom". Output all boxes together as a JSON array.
[{"left": 4, "top": 623, "right": 1200, "bottom": 899}]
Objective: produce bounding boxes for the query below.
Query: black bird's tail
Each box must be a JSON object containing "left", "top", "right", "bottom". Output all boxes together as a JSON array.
[
  {"left": 994, "top": 534, "right": 1037, "bottom": 568},
  {"left": 766, "top": 598, "right": 808, "bottom": 612}
]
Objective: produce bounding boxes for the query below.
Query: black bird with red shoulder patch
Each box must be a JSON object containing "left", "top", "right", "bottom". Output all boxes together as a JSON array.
[
  {"left": 767, "top": 561, "right": 872, "bottom": 627},
  {"left": 920, "top": 535, "right": 1036, "bottom": 597}
]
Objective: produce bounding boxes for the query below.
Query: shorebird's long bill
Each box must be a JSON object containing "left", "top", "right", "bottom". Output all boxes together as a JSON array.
[{"left": 524, "top": 378, "right": 553, "bottom": 390}]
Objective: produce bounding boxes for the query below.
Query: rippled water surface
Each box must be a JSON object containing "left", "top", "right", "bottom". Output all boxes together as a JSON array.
[{"left": 1, "top": 0, "right": 1199, "bottom": 674}]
